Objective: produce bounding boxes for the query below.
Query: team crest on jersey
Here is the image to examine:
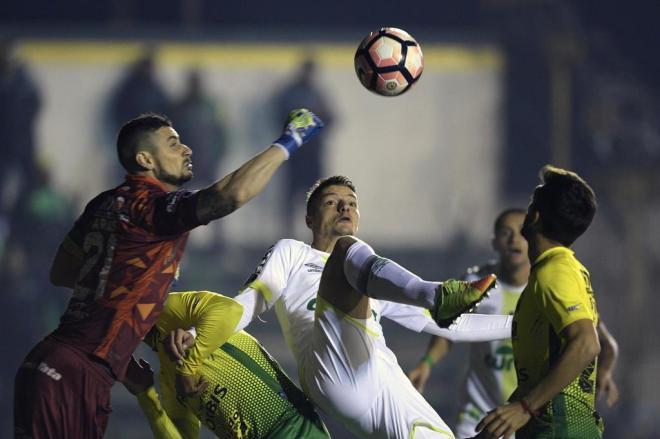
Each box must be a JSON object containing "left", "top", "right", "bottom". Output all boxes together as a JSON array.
[
  {"left": 115, "top": 196, "right": 130, "bottom": 222},
  {"left": 165, "top": 192, "right": 182, "bottom": 213},
  {"left": 243, "top": 245, "right": 274, "bottom": 286}
]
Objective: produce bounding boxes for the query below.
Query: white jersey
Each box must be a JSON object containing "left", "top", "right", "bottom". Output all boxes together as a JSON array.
[
  {"left": 235, "top": 239, "right": 431, "bottom": 365},
  {"left": 234, "top": 239, "right": 454, "bottom": 438},
  {"left": 454, "top": 269, "right": 524, "bottom": 437}
]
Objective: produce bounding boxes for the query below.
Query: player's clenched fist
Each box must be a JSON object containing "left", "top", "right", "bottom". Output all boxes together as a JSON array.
[{"left": 273, "top": 108, "right": 324, "bottom": 159}]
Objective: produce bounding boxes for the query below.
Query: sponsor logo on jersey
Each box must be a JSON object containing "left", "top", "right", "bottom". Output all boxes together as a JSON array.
[
  {"left": 484, "top": 345, "right": 515, "bottom": 371},
  {"left": 566, "top": 304, "right": 581, "bottom": 312},
  {"left": 228, "top": 410, "right": 250, "bottom": 437},
  {"left": 202, "top": 384, "right": 228, "bottom": 431},
  {"left": 37, "top": 362, "right": 62, "bottom": 381},
  {"left": 304, "top": 262, "right": 324, "bottom": 273},
  {"left": 579, "top": 360, "right": 596, "bottom": 394}
]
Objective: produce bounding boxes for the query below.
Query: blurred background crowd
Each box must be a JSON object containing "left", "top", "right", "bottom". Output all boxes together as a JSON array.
[{"left": 1, "top": 0, "right": 659, "bottom": 437}]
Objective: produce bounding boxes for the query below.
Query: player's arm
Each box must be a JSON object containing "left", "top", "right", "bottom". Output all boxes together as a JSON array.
[
  {"left": 477, "top": 265, "right": 601, "bottom": 438},
  {"left": 518, "top": 318, "right": 600, "bottom": 413},
  {"left": 160, "top": 292, "right": 244, "bottom": 398},
  {"left": 476, "top": 318, "right": 600, "bottom": 438},
  {"left": 596, "top": 320, "right": 620, "bottom": 407},
  {"left": 122, "top": 357, "right": 186, "bottom": 439},
  {"left": 233, "top": 240, "right": 294, "bottom": 332},
  {"left": 408, "top": 336, "right": 451, "bottom": 394},
  {"left": 380, "top": 301, "right": 512, "bottom": 342},
  {"left": 195, "top": 109, "right": 323, "bottom": 223},
  {"left": 49, "top": 234, "right": 83, "bottom": 288}
]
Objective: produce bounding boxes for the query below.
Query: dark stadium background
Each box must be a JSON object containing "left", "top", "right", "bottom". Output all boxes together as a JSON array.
[{"left": 2, "top": 1, "right": 659, "bottom": 438}]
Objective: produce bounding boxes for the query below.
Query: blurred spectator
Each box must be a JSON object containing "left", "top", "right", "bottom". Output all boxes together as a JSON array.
[
  {"left": 107, "top": 47, "right": 171, "bottom": 179},
  {"left": 172, "top": 68, "right": 228, "bottom": 249},
  {"left": 0, "top": 39, "right": 41, "bottom": 249},
  {"left": 172, "top": 68, "right": 227, "bottom": 186},
  {"left": 109, "top": 47, "right": 170, "bottom": 125},
  {"left": 577, "top": 68, "right": 660, "bottom": 171},
  {"left": 0, "top": 162, "right": 74, "bottom": 438},
  {"left": 0, "top": 38, "right": 42, "bottom": 439},
  {"left": 272, "top": 56, "right": 334, "bottom": 236},
  {"left": 2, "top": 162, "right": 74, "bottom": 332}
]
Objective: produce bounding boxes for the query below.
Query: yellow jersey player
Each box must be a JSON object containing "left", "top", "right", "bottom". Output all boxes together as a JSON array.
[
  {"left": 409, "top": 208, "right": 618, "bottom": 438},
  {"left": 121, "top": 291, "right": 329, "bottom": 439},
  {"left": 476, "top": 166, "right": 603, "bottom": 439}
]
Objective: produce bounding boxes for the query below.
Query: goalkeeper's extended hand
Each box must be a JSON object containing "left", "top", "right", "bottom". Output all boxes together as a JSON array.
[{"left": 273, "top": 108, "right": 324, "bottom": 159}]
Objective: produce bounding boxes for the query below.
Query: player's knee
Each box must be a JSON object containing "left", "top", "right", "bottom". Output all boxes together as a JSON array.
[
  {"left": 332, "top": 236, "right": 359, "bottom": 259},
  {"left": 323, "top": 236, "right": 359, "bottom": 279}
]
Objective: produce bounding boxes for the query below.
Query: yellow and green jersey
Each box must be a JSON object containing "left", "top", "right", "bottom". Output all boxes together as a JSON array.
[
  {"left": 512, "top": 247, "right": 603, "bottom": 438},
  {"left": 140, "top": 291, "right": 328, "bottom": 439}
]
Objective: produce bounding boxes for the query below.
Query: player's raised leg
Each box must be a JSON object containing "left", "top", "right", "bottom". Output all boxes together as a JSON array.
[{"left": 322, "top": 235, "right": 496, "bottom": 327}]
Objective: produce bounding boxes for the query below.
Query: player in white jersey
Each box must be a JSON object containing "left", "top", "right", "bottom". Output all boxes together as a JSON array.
[
  {"left": 231, "top": 175, "right": 500, "bottom": 439},
  {"left": 407, "top": 208, "right": 620, "bottom": 438}
]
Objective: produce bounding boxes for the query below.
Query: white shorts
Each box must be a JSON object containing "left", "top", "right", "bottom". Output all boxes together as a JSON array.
[
  {"left": 299, "top": 297, "right": 454, "bottom": 439},
  {"left": 455, "top": 410, "right": 480, "bottom": 439}
]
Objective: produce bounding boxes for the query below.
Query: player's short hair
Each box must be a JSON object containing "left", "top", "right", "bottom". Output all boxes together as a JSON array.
[
  {"left": 116, "top": 113, "right": 172, "bottom": 173},
  {"left": 493, "top": 207, "right": 527, "bottom": 233},
  {"left": 531, "top": 165, "right": 597, "bottom": 246},
  {"left": 306, "top": 175, "right": 357, "bottom": 216}
]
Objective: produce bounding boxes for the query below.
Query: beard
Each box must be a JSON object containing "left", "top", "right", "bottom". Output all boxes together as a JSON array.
[
  {"left": 159, "top": 168, "right": 193, "bottom": 187},
  {"left": 521, "top": 216, "right": 535, "bottom": 242}
]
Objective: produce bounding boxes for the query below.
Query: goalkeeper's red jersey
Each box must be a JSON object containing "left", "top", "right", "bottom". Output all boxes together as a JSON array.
[{"left": 51, "top": 175, "right": 206, "bottom": 380}]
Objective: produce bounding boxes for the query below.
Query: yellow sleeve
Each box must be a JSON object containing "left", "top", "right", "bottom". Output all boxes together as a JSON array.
[
  {"left": 537, "top": 263, "right": 596, "bottom": 333},
  {"left": 136, "top": 387, "right": 184, "bottom": 439},
  {"left": 160, "top": 370, "right": 202, "bottom": 439},
  {"left": 163, "top": 291, "right": 244, "bottom": 376}
]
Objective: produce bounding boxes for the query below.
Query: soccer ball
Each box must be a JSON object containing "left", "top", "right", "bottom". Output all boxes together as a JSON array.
[{"left": 354, "top": 27, "right": 424, "bottom": 97}]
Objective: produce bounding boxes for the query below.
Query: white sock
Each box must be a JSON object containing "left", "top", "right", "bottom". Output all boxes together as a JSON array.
[{"left": 343, "top": 239, "right": 438, "bottom": 308}]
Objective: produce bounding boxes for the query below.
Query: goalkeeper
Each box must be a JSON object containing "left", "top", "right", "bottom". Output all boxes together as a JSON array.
[{"left": 122, "top": 290, "right": 329, "bottom": 439}]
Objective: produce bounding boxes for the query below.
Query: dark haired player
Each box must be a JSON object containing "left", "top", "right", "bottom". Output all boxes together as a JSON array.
[
  {"left": 13, "top": 109, "right": 323, "bottom": 438},
  {"left": 475, "top": 166, "right": 605, "bottom": 438},
  {"left": 231, "top": 175, "right": 501, "bottom": 438},
  {"left": 409, "top": 207, "right": 618, "bottom": 438}
]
